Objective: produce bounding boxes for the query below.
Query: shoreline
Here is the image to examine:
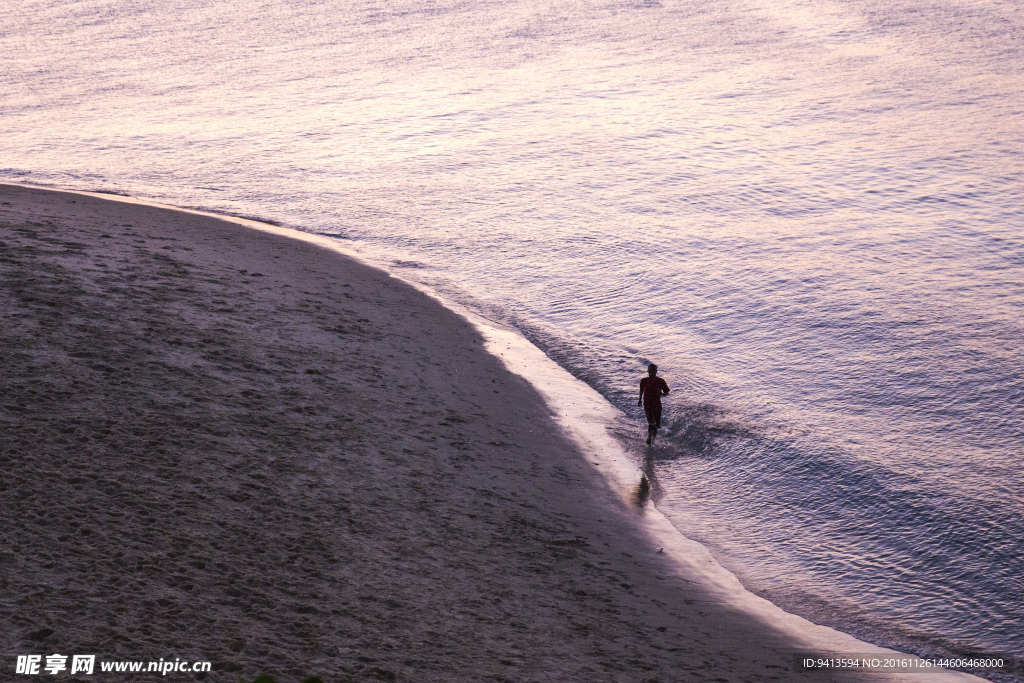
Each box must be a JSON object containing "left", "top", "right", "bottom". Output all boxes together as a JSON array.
[{"left": 0, "top": 182, "right": 987, "bottom": 682}]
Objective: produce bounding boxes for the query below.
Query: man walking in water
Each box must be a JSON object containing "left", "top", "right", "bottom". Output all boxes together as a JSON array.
[{"left": 639, "top": 364, "right": 670, "bottom": 445}]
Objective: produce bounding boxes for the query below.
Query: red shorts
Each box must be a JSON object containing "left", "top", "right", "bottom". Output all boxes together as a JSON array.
[{"left": 644, "top": 402, "right": 662, "bottom": 427}]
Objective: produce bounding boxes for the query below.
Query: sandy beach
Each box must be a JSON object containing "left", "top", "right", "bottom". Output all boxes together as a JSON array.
[{"left": 0, "top": 184, "right": 984, "bottom": 682}]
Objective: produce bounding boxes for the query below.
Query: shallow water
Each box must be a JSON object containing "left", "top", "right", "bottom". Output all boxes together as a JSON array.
[{"left": 3, "top": 0, "right": 1022, "bottom": 673}]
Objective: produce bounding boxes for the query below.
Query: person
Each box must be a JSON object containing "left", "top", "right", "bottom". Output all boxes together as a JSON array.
[{"left": 638, "top": 364, "right": 669, "bottom": 445}]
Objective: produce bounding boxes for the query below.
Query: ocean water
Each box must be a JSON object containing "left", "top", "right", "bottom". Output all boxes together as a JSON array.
[{"left": 3, "top": 0, "right": 1022, "bottom": 675}]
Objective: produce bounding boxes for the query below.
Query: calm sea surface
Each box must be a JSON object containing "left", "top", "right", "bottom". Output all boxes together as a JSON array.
[{"left": 3, "top": 0, "right": 1022, "bottom": 673}]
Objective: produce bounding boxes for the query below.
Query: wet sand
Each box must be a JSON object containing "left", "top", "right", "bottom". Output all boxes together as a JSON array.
[{"left": 0, "top": 183, "right": 983, "bottom": 682}]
